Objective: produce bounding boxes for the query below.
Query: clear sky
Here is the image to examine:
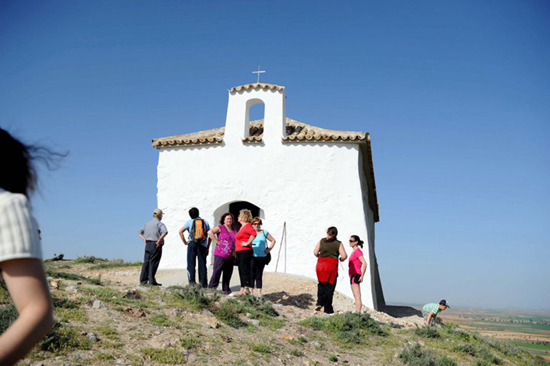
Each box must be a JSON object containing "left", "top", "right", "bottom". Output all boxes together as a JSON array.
[{"left": 1, "top": 1, "right": 548, "bottom": 310}]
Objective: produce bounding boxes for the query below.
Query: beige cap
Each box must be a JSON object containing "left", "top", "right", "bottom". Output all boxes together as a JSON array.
[{"left": 153, "top": 208, "right": 163, "bottom": 216}]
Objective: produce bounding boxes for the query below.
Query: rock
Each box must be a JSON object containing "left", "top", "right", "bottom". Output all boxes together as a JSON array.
[
  {"left": 221, "top": 334, "right": 232, "bottom": 343},
  {"left": 195, "top": 314, "right": 221, "bottom": 329},
  {"left": 186, "top": 352, "right": 197, "bottom": 363},
  {"left": 92, "top": 300, "right": 105, "bottom": 309},
  {"left": 123, "top": 289, "right": 142, "bottom": 300},
  {"left": 312, "top": 341, "right": 322, "bottom": 349},
  {"left": 247, "top": 319, "right": 260, "bottom": 326},
  {"left": 65, "top": 285, "right": 80, "bottom": 293},
  {"left": 115, "top": 360, "right": 124, "bottom": 365},
  {"left": 125, "top": 308, "right": 146, "bottom": 318},
  {"left": 170, "top": 308, "right": 185, "bottom": 317},
  {"left": 202, "top": 309, "right": 215, "bottom": 317},
  {"left": 85, "top": 332, "right": 99, "bottom": 342},
  {"left": 50, "top": 281, "right": 59, "bottom": 289}
]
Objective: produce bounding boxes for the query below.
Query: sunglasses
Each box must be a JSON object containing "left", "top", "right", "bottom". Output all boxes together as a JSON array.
[{"left": 349, "top": 239, "right": 357, "bottom": 242}]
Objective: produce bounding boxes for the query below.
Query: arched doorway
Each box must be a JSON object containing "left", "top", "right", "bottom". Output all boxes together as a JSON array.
[{"left": 229, "top": 201, "right": 261, "bottom": 230}]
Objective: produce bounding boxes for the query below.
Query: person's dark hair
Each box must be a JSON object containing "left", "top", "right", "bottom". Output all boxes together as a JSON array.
[
  {"left": 219, "top": 212, "right": 236, "bottom": 227},
  {"left": 0, "top": 128, "right": 65, "bottom": 197},
  {"left": 189, "top": 207, "right": 200, "bottom": 219},
  {"left": 351, "top": 235, "right": 364, "bottom": 248},
  {"left": 327, "top": 226, "right": 338, "bottom": 238}
]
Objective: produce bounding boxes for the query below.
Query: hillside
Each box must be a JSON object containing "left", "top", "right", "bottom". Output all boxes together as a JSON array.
[{"left": 1, "top": 258, "right": 547, "bottom": 366}]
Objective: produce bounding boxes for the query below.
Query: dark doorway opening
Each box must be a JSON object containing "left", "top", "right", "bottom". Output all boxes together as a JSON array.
[{"left": 229, "top": 201, "right": 261, "bottom": 230}]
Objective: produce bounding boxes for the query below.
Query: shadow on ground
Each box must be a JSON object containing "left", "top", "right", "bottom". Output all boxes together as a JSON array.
[
  {"left": 264, "top": 291, "right": 315, "bottom": 309},
  {"left": 382, "top": 305, "right": 422, "bottom": 318}
]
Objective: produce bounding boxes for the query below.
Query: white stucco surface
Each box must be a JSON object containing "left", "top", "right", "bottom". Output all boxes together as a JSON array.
[{"left": 155, "top": 85, "right": 383, "bottom": 310}]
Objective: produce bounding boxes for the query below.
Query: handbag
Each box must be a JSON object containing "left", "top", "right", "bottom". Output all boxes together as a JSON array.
[{"left": 264, "top": 230, "right": 272, "bottom": 265}]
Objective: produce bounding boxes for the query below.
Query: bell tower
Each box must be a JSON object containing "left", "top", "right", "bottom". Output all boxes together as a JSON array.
[{"left": 224, "top": 83, "right": 286, "bottom": 146}]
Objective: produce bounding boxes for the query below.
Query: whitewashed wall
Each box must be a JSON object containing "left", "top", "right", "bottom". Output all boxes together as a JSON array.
[{"left": 156, "top": 87, "right": 381, "bottom": 309}]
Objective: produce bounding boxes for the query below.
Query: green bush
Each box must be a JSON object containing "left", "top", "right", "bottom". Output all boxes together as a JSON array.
[
  {"left": 454, "top": 343, "right": 478, "bottom": 356},
  {"left": 300, "top": 313, "right": 387, "bottom": 346},
  {"left": 75, "top": 255, "right": 108, "bottom": 264},
  {"left": 141, "top": 347, "right": 187, "bottom": 364},
  {"left": 415, "top": 326, "right": 441, "bottom": 339},
  {"left": 215, "top": 300, "right": 248, "bottom": 328},
  {"left": 251, "top": 344, "right": 272, "bottom": 354},
  {"left": 214, "top": 295, "right": 280, "bottom": 329},
  {"left": 90, "top": 260, "right": 142, "bottom": 270},
  {"left": 46, "top": 269, "right": 102, "bottom": 285},
  {"left": 150, "top": 314, "right": 174, "bottom": 327},
  {"left": 40, "top": 321, "right": 91, "bottom": 354},
  {"left": 0, "top": 304, "right": 18, "bottom": 333},
  {"left": 400, "top": 343, "right": 457, "bottom": 366},
  {"left": 167, "top": 286, "right": 218, "bottom": 311},
  {"left": 181, "top": 336, "right": 199, "bottom": 350}
]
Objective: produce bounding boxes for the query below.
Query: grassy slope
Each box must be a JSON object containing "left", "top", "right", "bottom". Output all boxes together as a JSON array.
[{"left": 1, "top": 259, "right": 547, "bottom": 366}]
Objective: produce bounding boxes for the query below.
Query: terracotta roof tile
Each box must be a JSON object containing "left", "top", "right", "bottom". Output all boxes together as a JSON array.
[
  {"left": 230, "top": 83, "right": 285, "bottom": 93},
  {"left": 152, "top": 127, "right": 224, "bottom": 148}
]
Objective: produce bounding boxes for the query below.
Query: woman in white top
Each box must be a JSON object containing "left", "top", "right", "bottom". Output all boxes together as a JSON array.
[{"left": 0, "top": 128, "right": 54, "bottom": 365}]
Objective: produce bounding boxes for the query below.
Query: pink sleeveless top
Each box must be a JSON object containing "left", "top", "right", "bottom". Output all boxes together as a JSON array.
[{"left": 214, "top": 225, "right": 236, "bottom": 258}]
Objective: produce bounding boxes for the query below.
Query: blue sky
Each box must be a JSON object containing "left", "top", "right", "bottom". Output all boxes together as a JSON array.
[{"left": 1, "top": 0, "right": 548, "bottom": 310}]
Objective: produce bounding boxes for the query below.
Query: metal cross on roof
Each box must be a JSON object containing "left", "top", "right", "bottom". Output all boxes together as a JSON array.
[{"left": 252, "top": 66, "right": 266, "bottom": 83}]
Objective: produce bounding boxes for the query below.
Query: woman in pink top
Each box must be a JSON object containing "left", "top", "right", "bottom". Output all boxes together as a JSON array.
[{"left": 348, "top": 235, "right": 367, "bottom": 313}]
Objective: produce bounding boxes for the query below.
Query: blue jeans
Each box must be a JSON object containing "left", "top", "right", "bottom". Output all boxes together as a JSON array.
[{"left": 187, "top": 241, "right": 208, "bottom": 288}]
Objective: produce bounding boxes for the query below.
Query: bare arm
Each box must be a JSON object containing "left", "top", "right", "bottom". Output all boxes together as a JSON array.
[
  {"left": 339, "top": 243, "right": 348, "bottom": 262},
  {"left": 0, "top": 258, "right": 54, "bottom": 366},
  {"left": 179, "top": 227, "right": 188, "bottom": 245},
  {"left": 156, "top": 232, "right": 168, "bottom": 247},
  {"left": 241, "top": 234, "right": 255, "bottom": 247},
  {"left": 426, "top": 311, "right": 434, "bottom": 326},
  {"left": 265, "top": 233, "right": 276, "bottom": 253},
  {"left": 208, "top": 226, "right": 221, "bottom": 245},
  {"left": 313, "top": 241, "right": 321, "bottom": 257},
  {"left": 139, "top": 234, "right": 146, "bottom": 243},
  {"left": 358, "top": 255, "right": 367, "bottom": 282}
]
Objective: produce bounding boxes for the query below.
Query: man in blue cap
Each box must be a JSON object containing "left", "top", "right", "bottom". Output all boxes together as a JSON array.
[{"left": 422, "top": 300, "right": 450, "bottom": 326}]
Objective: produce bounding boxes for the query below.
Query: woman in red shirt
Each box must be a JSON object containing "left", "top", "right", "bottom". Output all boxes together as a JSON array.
[{"left": 233, "top": 209, "right": 256, "bottom": 296}]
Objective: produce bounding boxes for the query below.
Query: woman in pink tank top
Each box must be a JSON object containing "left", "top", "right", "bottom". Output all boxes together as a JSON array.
[
  {"left": 348, "top": 235, "right": 367, "bottom": 313},
  {"left": 207, "top": 213, "right": 237, "bottom": 295}
]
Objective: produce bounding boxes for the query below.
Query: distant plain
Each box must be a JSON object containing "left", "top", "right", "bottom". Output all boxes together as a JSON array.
[{"left": 433, "top": 307, "right": 550, "bottom": 360}]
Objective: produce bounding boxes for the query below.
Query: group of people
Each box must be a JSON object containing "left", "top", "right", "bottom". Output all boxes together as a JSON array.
[
  {"left": 138, "top": 207, "right": 276, "bottom": 297},
  {"left": 138, "top": 208, "right": 451, "bottom": 320},
  {"left": 313, "top": 226, "right": 367, "bottom": 314},
  {"left": 138, "top": 208, "right": 369, "bottom": 313}
]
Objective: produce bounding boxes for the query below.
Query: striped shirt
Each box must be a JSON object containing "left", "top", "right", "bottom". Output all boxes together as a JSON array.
[
  {"left": 422, "top": 303, "right": 440, "bottom": 317},
  {"left": 0, "top": 189, "right": 42, "bottom": 263}
]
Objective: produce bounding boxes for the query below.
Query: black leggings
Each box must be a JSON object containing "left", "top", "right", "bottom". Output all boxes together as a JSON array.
[
  {"left": 317, "top": 278, "right": 338, "bottom": 314},
  {"left": 237, "top": 250, "right": 253, "bottom": 288},
  {"left": 250, "top": 256, "right": 267, "bottom": 289}
]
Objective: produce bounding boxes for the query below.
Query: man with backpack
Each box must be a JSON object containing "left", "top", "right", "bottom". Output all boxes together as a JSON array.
[{"left": 179, "top": 207, "right": 211, "bottom": 287}]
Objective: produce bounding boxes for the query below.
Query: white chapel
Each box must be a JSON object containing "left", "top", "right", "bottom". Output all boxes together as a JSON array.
[{"left": 152, "top": 82, "right": 385, "bottom": 310}]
